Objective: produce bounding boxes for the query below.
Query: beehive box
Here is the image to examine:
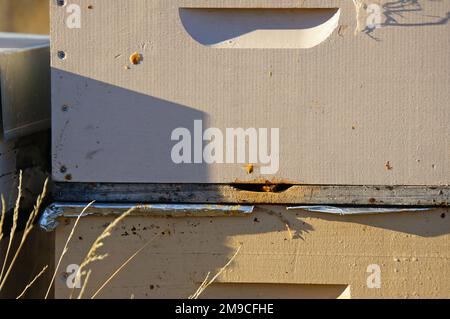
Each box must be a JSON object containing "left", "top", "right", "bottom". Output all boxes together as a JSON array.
[
  {"left": 0, "top": 33, "right": 51, "bottom": 298},
  {"left": 44, "top": 205, "right": 450, "bottom": 299},
  {"left": 51, "top": 0, "right": 449, "bottom": 203},
  {"left": 0, "top": 32, "right": 50, "bottom": 213}
]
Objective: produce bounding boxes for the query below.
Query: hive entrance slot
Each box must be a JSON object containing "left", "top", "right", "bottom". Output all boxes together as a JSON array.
[{"left": 232, "top": 183, "right": 294, "bottom": 193}]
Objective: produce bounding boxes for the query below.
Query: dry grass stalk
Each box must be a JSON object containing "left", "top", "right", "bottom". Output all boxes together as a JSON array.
[
  {"left": 77, "top": 269, "right": 92, "bottom": 299},
  {"left": 45, "top": 201, "right": 96, "bottom": 299},
  {"left": 91, "top": 233, "right": 161, "bottom": 299},
  {"left": 0, "top": 195, "right": 6, "bottom": 243},
  {"left": 16, "top": 265, "right": 48, "bottom": 299},
  {"left": 190, "top": 272, "right": 211, "bottom": 299},
  {"left": 189, "top": 245, "right": 242, "bottom": 299},
  {"left": 0, "top": 171, "right": 23, "bottom": 283},
  {"left": 71, "top": 207, "right": 135, "bottom": 299},
  {"left": 0, "top": 175, "right": 49, "bottom": 291}
]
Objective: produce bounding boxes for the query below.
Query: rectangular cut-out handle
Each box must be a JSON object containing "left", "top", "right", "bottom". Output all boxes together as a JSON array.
[{"left": 179, "top": 8, "right": 341, "bottom": 49}]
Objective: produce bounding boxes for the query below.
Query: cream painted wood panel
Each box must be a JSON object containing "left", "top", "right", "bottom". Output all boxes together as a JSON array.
[
  {"left": 53, "top": 206, "right": 450, "bottom": 299},
  {"left": 51, "top": 0, "right": 450, "bottom": 184}
]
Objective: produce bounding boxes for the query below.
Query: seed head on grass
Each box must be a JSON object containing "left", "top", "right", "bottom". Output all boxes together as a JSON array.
[
  {"left": 45, "top": 201, "right": 96, "bottom": 299},
  {"left": 0, "top": 171, "right": 23, "bottom": 283},
  {"left": 71, "top": 207, "right": 136, "bottom": 299},
  {"left": 0, "top": 173, "right": 49, "bottom": 292},
  {"left": 91, "top": 232, "right": 162, "bottom": 299}
]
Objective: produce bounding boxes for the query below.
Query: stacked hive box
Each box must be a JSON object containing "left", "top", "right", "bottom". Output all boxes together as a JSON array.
[
  {"left": 47, "top": 0, "right": 449, "bottom": 298},
  {"left": 0, "top": 32, "right": 51, "bottom": 298}
]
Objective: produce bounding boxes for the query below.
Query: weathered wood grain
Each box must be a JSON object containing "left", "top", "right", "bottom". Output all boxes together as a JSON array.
[{"left": 53, "top": 183, "right": 449, "bottom": 206}]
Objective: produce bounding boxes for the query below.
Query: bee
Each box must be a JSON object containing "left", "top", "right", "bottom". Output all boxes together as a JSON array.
[{"left": 129, "top": 52, "right": 142, "bottom": 65}]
